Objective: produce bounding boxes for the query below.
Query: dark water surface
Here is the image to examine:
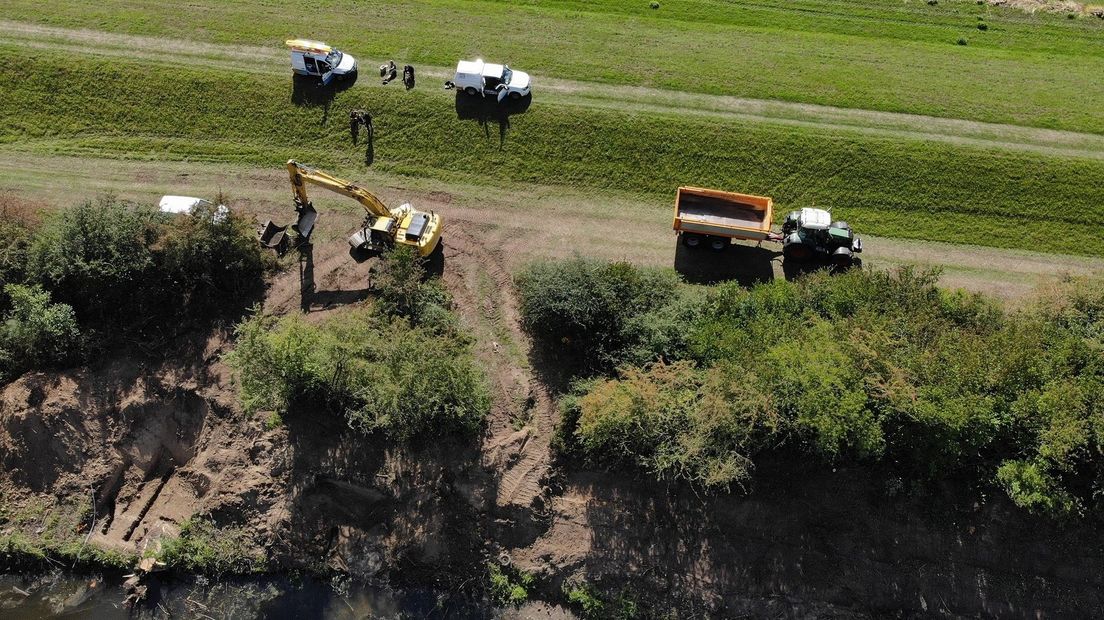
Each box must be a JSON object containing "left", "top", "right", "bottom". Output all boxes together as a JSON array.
[{"left": 0, "top": 571, "right": 487, "bottom": 619}]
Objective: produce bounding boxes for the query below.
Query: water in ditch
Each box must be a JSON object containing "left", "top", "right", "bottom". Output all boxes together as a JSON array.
[{"left": 0, "top": 570, "right": 489, "bottom": 619}]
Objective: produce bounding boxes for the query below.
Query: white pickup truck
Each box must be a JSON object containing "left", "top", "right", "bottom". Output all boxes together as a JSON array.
[
  {"left": 453, "top": 59, "right": 531, "bottom": 100},
  {"left": 286, "top": 39, "right": 358, "bottom": 84}
]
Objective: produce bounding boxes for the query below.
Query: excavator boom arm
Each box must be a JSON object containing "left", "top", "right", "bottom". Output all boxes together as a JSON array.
[{"left": 286, "top": 159, "right": 391, "bottom": 218}]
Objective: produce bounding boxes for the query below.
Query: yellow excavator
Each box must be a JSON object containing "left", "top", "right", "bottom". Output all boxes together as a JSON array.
[{"left": 285, "top": 160, "right": 443, "bottom": 257}]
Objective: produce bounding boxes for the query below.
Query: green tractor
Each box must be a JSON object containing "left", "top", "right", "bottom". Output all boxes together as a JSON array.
[{"left": 781, "top": 208, "right": 863, "bottom": 269}]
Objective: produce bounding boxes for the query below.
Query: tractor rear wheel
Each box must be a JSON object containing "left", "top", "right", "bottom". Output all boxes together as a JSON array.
[{"left": 783, "top": 242, "right": 813, "bottom": 261}]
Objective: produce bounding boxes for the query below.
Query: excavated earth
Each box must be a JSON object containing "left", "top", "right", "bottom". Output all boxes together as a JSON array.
[{"left": 2, "top": 218, "right": 1104, "bottom": 617}]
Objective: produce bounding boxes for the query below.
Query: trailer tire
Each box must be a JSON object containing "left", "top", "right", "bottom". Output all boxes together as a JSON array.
[
  {"left": 709, "top": 237, "right": 728, "bottom": 251},
  {"left": 682, "top": 233, "right": 703, "bottom": 248}
]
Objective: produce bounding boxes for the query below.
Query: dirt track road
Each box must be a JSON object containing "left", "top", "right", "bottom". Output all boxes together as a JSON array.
[
  {"left": 3, "top": 19, "right": 1104, "bottom": 160},
  {"left": 1, "top": 153, "right": 1100, "bottom": 301}
]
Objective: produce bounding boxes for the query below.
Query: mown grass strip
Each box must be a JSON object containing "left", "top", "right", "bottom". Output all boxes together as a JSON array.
[
  {"left": 0, "top": 50, "right": 1101, "bottom": 256},
  {"left": 1, "top": 0, "right": 1102, "bottom": 132}
]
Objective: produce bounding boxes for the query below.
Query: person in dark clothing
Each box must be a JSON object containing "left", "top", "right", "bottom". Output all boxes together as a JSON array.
[
  {"left": 349, "top": 109, "right": 363, "bottom": 145},
  {"left": 381, "top": 60, "right": 397, "bottom": 85},
  {"left": 402, "top": 65, "right": 415, "bottom": 90}
]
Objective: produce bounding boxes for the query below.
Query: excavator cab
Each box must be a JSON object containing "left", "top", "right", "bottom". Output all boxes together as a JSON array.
[{"left": 348, "top": 216, "right": 397, "bottom": 252}]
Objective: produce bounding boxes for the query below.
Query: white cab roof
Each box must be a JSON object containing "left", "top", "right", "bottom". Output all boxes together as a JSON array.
[
  {"left": 159, "top": 195, "right": 212, "bottom": 214},
  {"left": 456, "top": 59, "right": 484, "bottom": 74},
  {"left": 159, "top": 195, "right": 230, "bottom": 222},
  {"left": 801, "top": 207, "right": 832, "bottom": 230}
]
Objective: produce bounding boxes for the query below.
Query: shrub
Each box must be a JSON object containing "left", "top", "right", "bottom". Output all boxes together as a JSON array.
[
  {"left": 25, "top": 198, "right": 158, "bottom": 324},
  {"left": 226, "top": 306, "right": 488, "bottom": 440},
  {"left": 569, "top": 361, "right": 775, "bottom": 490},
  {"left": 156, "top": 518, "right": 266, "bottom": 574},
  {"left": 957, "top": 37, "right": 968, "bottom": 45},
  {"left": 556, "top": 262, "right": 1104, "bottom": 517},
  {"left": 0, "top": 284, "right": 81, "bottom": 381},
  {"left": 977, "top": 22, "right": 988, "bottom": 30},
  {"left": 373, "top": 244, "right": 455, "bottom": 333},
  {"left": 516, "top": 257, "right": 681, "bottom": 375},
  {"left": 997, "top": 460, "right": 1080, "bottom": 517},
  {"left": 488, "top": 563, "right": 533, "bottom": 606},
  {"left": 156, "top": 204, "right": 270, "bottom": 319},
  {"left": 761, "top": 321, "right": 882, "bottom": 460},
  {"left": 565, "top": 583, "right": 605, "bottom": 619}
]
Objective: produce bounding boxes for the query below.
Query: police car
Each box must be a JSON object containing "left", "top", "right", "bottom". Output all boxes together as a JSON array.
[{"left": 285, "top": 39, "right": 358, "bottom": 84}]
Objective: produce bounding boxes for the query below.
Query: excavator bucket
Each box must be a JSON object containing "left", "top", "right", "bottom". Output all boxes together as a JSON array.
[
  {"left": 292, "top": 203, "right": 318, "bottom": 241},
  {"left": 258, "top": 220, "right": 290, "bottom": 255}
]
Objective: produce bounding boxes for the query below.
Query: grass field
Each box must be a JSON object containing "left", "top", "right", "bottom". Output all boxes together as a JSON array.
[
  {"left": 1, "top": 0, "right": 1103, "bottom": 132},
  {"left": 1, "top": 49, "right": 1102, "bottom": 256}
]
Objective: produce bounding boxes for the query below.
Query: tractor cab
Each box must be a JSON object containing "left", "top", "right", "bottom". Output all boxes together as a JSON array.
[{"left": 781, "top": 207, "right": 862, "bottom": 267}]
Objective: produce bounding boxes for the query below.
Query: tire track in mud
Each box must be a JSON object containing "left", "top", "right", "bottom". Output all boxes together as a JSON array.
[
  {"left": 3, "top": 19, "right": 1104, "bottom": 160},
  {"left": 440, "top": 222, "right": 556, "bottom": 515}
]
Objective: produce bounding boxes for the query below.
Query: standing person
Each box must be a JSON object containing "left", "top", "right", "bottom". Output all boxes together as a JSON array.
[
  {"left": 349, "top": 109, "right": 363, "bottom": 145},
  {"left": 403, "top": 65, "right": 415, "bottom": 90}
]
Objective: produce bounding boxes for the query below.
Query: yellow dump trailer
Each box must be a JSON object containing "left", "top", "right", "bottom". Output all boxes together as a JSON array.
[{"left": 672, "top": 186, "right": 774, "bottom": 251}]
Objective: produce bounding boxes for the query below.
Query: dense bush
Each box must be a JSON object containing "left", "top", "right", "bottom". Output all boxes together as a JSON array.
[
  {"left": 0, "top": 221, "right": 31, "bottom": 288},
  {"left": 373, "top": 244, "right": 456, "bottom": 333},
  {"left": 515, "top": 257, "right": 687, "bottom": 375},
  {"left": 226, "top": 306, "right": 488, "bottom": 440},
  {"left": 25, "top": 199, "right": 158, "bottom": 323},
  {"left": 541, "top": 259, "right": 1104, "bottom": 517},
  {"left": 0, "top": 284, "right": 81, "bottom": 381},
  {"left": 156, "top": 203, "right": 270, "bottom": 318},
  {"left": 19, "top": 198, "right": 268, "bottom": 334},
  {"left": 0, "top": 197, "right": 270, "bottom": 382},
  {"left": 560, "top": 362, "right": 774, "bottom": 490}
]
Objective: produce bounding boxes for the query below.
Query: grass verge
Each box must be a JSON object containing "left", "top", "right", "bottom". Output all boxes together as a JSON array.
[
  {"left": 2, "top": 0, "right": 1102, "bottom": 131},
  {"left": 1, "top": 50, "right": 1102, "bottom": 256}
]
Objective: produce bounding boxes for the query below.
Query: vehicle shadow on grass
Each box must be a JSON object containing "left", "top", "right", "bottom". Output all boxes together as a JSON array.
[
  {"left": 673, "top": 238, "right": 779, "bottom": 286},
  {"left": 291, "top": 72, "right": 358, "bottom": 126},
  {"left": 454, "top": 92, "right": 532, "bottom": 148}
]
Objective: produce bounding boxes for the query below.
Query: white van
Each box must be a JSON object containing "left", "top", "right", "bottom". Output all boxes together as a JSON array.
[
  {"left": 286, "top": 39, "right": 358, "bottom": 84},
  {"left": 453, "top": 59, "right": 531, "bottom": 100}
]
